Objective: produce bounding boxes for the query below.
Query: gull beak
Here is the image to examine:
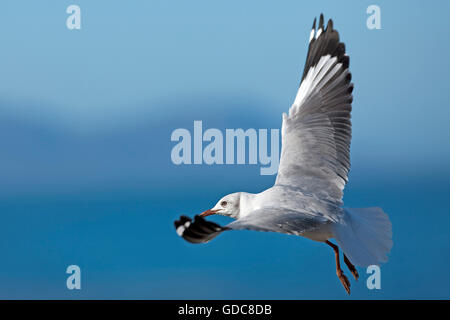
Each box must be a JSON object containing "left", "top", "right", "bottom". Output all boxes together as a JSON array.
[{"left": 199, "top": 208, "right": 221, "bottom": 217}]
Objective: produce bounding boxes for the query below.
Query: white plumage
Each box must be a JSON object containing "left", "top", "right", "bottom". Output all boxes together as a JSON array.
[{"left": 174, "top": 14, "right": 393, "bottom": 295}]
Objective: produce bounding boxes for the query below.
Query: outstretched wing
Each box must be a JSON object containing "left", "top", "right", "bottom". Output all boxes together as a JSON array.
[
  {"left": 275, "top": 14, "right": 353, "bottom": 205},
  {"left": 174, "top": 208, "right": 326, "bottom": 244}
]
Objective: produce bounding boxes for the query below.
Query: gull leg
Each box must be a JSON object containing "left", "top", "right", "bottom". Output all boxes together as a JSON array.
[
  {"left": 325, "top": 240, "right": 350, "bottom": 295},
  {"left": 343, "top": 254, "right": 359, "bottom": 281}
]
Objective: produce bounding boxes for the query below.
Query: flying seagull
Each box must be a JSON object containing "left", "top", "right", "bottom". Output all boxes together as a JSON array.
[{"left": 174, "top": 14, "right": 393, "bottom": 295}]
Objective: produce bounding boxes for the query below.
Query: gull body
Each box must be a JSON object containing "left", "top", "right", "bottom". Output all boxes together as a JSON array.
[{"left": 210, "top": 188, "right": 338, "bottom": 241}]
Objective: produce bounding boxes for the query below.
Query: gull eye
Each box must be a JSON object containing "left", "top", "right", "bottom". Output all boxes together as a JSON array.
[{"left": 221, "top": 201, "right": 228, "bottom": 207}]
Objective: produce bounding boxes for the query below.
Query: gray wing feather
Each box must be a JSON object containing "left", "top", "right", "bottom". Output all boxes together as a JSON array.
[
  {"left": 175, "top": 208, "right": 328, "bottom": 245},
  {"left": 275, "top": 51, "right": 353, "bottom": 205},
  {"left": 227, "top": 208, "right": 326, "bottom": 236}
]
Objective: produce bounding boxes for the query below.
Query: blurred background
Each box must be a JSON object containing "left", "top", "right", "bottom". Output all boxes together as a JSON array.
[{"left": 0, "top": 0, "right": 449, "bottom": 299}]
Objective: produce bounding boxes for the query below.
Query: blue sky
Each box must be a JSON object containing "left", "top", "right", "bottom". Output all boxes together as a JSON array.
[{"left": 0, "top": 0, "right": 449, "bottom": 298}]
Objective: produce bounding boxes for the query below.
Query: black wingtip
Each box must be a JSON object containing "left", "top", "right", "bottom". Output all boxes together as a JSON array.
[
  {"left": 174, "top": 215, "right": 191, "bottom": 229},
  {"left": 342, "top": 55, "right": 350, "bottom": 69},
  {"left": 319, "top": 14, "right": 324, "bottom": 30},
  {"left": 348, "top": 84, "right": 354, "bottom": 94},
  {"left": 301, "top": 14, "right": 350, "bottom": 82},
  {"left": 335, "top": 42, "right": 346, "bottom": 59},
  {"left": 327, "top": 19, "right": 333, "bottom": 31},
  {"left": 346, "top": 72, "right": 352, "bottom": 82},
  {"left": 174, "top": 214, "right": 228, "bottom": 244}
]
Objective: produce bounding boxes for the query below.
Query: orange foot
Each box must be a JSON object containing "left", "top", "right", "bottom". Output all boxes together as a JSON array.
[{"left": 337, "top": 270, "right": 351, "bottom": 295}]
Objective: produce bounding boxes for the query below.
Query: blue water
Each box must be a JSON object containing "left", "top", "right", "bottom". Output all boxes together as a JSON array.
[{"left": 0, "top": 168, "right": 448, "bottom": 299}]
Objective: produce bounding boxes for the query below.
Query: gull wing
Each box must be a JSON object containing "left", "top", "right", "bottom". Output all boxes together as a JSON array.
[
  {"left": 226, "top": 207, "right": 326, "bottom": 235},
  {"left": 275, "top": 14, "right": 353, "bottom": 205},
  {"left": 174, "top": 208, "right": 326, "bottom": 244}
]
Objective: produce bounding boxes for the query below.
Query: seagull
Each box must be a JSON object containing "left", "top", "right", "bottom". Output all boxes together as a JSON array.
[{"left": 174, "top": 14, "right": 393, "bottom": 295}]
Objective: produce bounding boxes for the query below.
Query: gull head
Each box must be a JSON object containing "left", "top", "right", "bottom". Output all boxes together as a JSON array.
[{"left": 199, "top": 192, "right": 241, "bottom": 219}]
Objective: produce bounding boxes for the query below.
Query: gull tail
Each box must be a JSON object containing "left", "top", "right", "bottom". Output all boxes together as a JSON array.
[{"left": 333, "top": 207, "right": 393, "bottom": 267}]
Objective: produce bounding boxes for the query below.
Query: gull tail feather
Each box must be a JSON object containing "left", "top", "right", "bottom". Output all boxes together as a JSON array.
[{"left": 333, "top": 207, "right": 393, "bottom": 267}]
